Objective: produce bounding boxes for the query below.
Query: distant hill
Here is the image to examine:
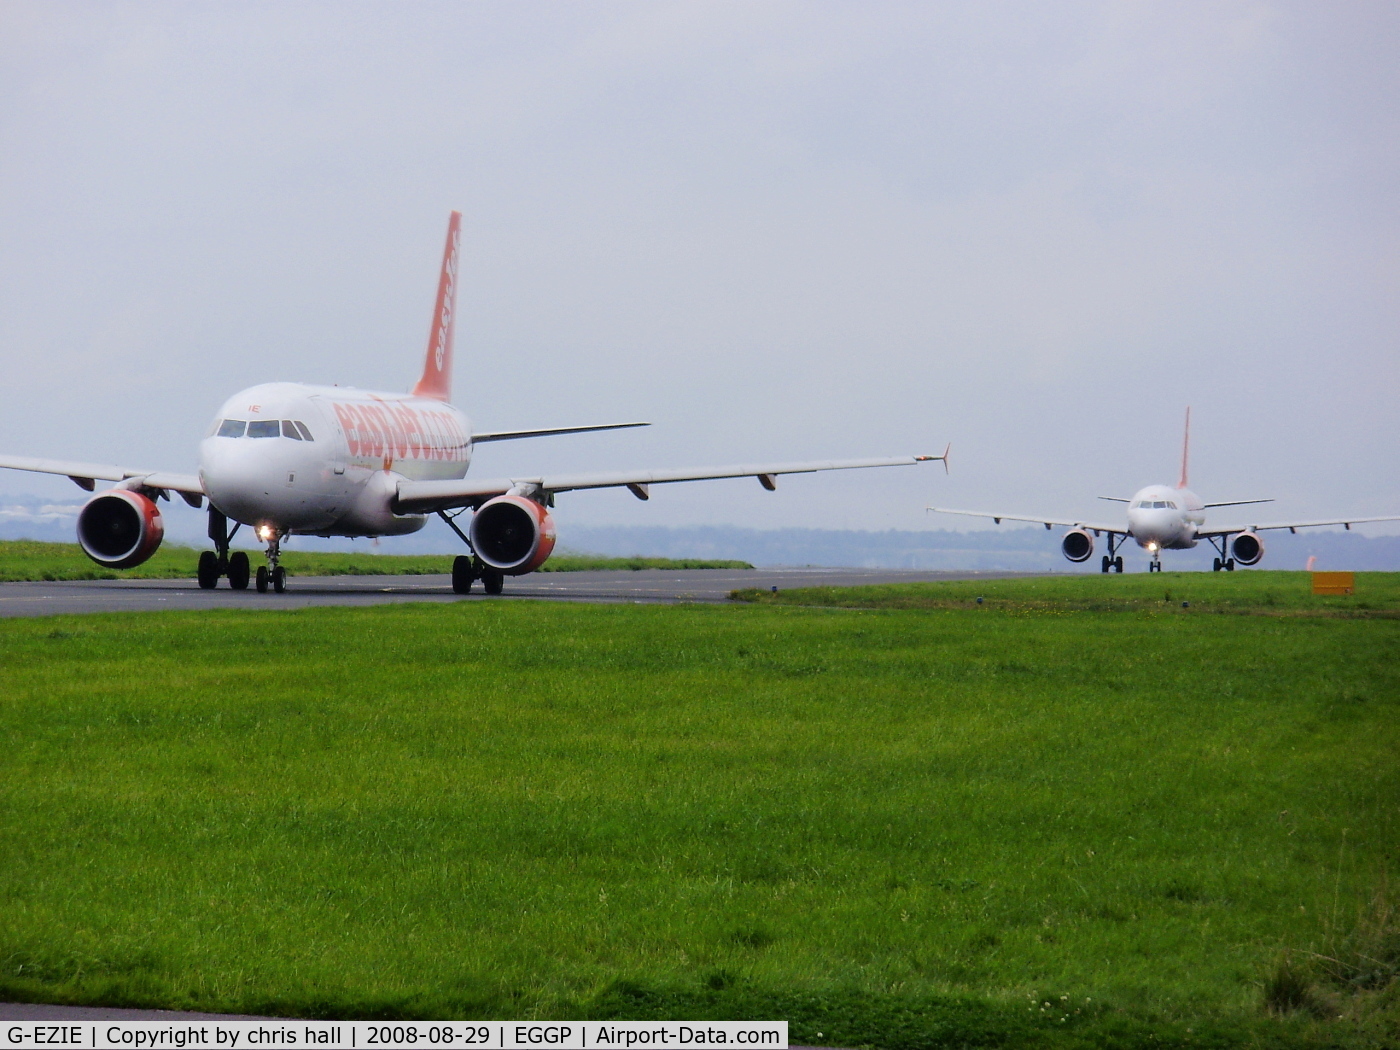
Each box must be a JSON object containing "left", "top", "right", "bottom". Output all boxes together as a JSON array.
[{"left": 4, "top": 495, "right": 1395, "bottom": 571}]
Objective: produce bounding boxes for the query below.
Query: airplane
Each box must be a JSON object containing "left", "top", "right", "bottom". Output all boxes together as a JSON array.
[
  {"left": 0, "top": 211, "right": 946, "bottom": 595},
  {"left": 929, "top": 409, "right": 1397, "bottom": 573}
]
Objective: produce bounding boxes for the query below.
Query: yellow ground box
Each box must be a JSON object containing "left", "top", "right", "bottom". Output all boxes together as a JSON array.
[{"left": 1311, "top": 571, "right": 1355, "bottom": 595}]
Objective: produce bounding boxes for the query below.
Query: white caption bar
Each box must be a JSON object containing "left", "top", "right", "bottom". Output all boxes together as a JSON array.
[{"left": 2, "top": 1021, "right": 787, "bottom": 1050}]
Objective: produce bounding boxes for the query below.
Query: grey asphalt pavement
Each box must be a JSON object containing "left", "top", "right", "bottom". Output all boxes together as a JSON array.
[{"left": 0, "top": 568, "right": 1040, "bottom": 618}]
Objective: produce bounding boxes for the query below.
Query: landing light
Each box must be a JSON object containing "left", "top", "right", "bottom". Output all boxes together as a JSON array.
[
  {"left": 258, "top": 525, "right": 274, "bottom": 541},
  {"left": 1147, "top": 542, "right": 1159, "bottom": 552}
]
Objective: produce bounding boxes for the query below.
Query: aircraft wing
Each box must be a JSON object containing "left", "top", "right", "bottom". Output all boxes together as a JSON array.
[
  {"left": 1197, "top": 515, "right": 1400, "bottom": 538},
  {"left": 396, "top": 454, "right": 945, "bottom": 514},
  {"left": 928, "top": 507, "right": 1128, "bottom": 535},
  {"left": 0, "top": 454, "right": 204, "bottom": 499},
  {"left": 471, "top": 421, "right": 650, "bottom": 443}
]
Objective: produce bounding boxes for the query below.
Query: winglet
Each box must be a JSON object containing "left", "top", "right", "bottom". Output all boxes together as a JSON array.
[
  {"left": 915, "top": 444, "right": 951, "bottom": 474},
  {"left": 1178, "top": 406, "right": 1191, "bottom": 489},
  {"left": 412, "top": 211, "right": 461, "bottom": 401}
]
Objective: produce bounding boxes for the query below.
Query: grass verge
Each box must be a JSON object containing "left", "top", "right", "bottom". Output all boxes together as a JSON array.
[
  {"left": 0, "top": 540, "right": 750, "bottom": 582},
  {"left": 733, "top": 569, "right": 1400, "bottom": 616},
  {"left": 0, "top": 589, "right": 1395, "bottom": 1045}
]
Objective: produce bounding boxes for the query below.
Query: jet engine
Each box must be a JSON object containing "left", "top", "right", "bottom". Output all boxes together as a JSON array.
[
  {"left": 1230, "top": 531, "right": 1265, "bottom": 566},
  {"left": 1060, "top": 528, "right": 1095, "bottom": 563},
  {"left": 76, "top": 489, "right": 165, "bottom": 568},
  {"left": 469, "top": 494, "right": 557, "bottom": 575}
]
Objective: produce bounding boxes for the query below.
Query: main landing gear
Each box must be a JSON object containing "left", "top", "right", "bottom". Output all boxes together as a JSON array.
[
  {"left": 1205, "top": 535, "right": 1235, "bottom": 572},
  {"left": 440, "top": 510, "right": 505, "bottom": 596},
  {"left": 1099, "top": 532, "right": 1126, "bottom": 573},
  {"left": 449, "top": 555, "right": 504, "bottom": 595},
  {"left": 196, "top": 508, "right": 284, "bottom": 592},
  {"left": 197, "top": 508, "right": 252, "bottom": 590}
]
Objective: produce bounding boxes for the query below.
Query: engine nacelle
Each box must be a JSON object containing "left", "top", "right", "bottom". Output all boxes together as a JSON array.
[
  {"left": 469, "top": 494, "right": 557, "bottom": 575},
  {"left": 1230, "top": 531, "right": 1265, "bottom": 566},
  {"left": 77, "top": 489, "right": 165, "bottom": 569},
  {"left": 1060, "top": 528, "right": 1095, "bottom": 563}
]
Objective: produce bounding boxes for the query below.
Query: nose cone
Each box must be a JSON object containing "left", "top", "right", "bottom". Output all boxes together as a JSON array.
[
  {"left": 201, "top": 437, "right": 274, "bottom": 522},
  {"left": 200, "top": 436, "right": 325, "bottom": 528},
  {"left": 1130, "top": 506, "right": 1190, "bottom": 548}
]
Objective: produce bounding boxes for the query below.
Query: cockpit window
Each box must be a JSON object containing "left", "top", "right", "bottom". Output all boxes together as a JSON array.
[
  {"left": 281, "top": 419, "right": 303, "bottom": 440},
  {"left": 247, "top": 419, "right": 280, "bottom": 438},
  {"left": 1153, "top": 500, "right": 1167, "bottom": 508},
  {"left": 217, "top": 419, "right": 247, "bottom": 438},
  {"left": 1166, "top": 501, "right": 1177, "bottom": 509},
  {"left": 293, "top": 420, "right": 314, "bottom": 441}
]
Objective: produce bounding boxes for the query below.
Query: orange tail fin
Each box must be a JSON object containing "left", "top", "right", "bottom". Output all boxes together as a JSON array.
[
  {"left": 1178, "top": 406, "right": 1191, "bottom": 489},
  {"left": 412, "top": 211, "right": 461, "bottom": 401}
]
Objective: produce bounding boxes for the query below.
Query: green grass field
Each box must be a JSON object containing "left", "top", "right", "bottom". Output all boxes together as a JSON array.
[
  {"left": 0, "top": 539, "right": 750, "bottom": 581},
  {"left": 0, "top": 574, "right": 1396, "bottom": 1048},
  {"left": 734, "top": 569, "right": 1400, "bottom": 615}
]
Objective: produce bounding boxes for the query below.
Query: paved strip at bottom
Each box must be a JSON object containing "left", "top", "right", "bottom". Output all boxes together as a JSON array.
[{"left": 0, "top": 568, "right": 1042, "bottom": 619}]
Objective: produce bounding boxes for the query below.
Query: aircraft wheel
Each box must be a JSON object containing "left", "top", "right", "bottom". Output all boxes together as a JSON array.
[
  {"left": 452, "top": 555, "right": 475, "bottom": 594},
  {"left": 1100, "top": 555, "right": 1110, "bottom": 574},
  {"left": 228, "top": 551, "right": 251, "bottom": 590},
  {"left": 1226, "top": 559, "right": 1235, "bottom": 572},
  {"left": 272, "top": 566, "right": 286, "bottom": 593},
  {"left": 1114, "top": 557, "right": 1123, "bottom": 573},
  {"left": 256, "top": 565, "right": 269, "bottom": 593},
  {"left": 198, "top": 551, "right": 219, "bottom": 589},
  {"left": 1212, "top": 557, "right": 1221, "bottom": 572},
  {"left": 482, "top": 569, "right": 504, "bottom": 595}
]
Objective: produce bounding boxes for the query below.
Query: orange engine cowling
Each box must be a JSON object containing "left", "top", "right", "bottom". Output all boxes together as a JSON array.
[
  {"left": 77, "top": 490, "right": 165, "bottom": 569},
  {"left": 469, "top": 494, "right": 557, "bottom": 575},
  {"left": 1060, "top": 528, "right": 1095, "bottom": 563},
  {"left": 1230, "top": 531, "right": 1265, "bottom": 566}
]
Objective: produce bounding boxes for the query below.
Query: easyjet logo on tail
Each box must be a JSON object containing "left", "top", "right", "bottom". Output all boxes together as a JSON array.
[{"left": 412, "top": 210, "right": 461, "bottom": 402}]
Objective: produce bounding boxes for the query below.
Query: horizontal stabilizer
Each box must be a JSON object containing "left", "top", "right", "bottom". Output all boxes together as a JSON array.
[{"left": 472, "top": 421, "right": 650, "bottom": 444}]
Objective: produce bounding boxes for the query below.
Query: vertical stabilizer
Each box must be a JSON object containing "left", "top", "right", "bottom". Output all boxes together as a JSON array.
[
  {"left": 412, "top": 211, "right": 461, "bottom": 401},
  {"left": 1178, "top": 406, "right": 1191, "bottom": 489}
]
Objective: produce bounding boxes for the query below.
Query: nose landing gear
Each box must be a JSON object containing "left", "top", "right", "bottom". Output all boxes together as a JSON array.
[{"left": 255, "top": 529, "right": 287, "bottom": 593}]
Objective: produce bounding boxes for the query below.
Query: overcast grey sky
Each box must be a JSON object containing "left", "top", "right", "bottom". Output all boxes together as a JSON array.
[{"left": 1, "top": 1, "right": 1396, "bottom": 534}]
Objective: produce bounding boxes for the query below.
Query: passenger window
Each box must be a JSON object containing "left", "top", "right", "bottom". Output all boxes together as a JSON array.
[
  {"left": 217, "top": 419, "right": 247, "bottom": 438},
  {"left": 282, "top": 419, "right": 303, "bottom": 440},
  {"left": 294, "top": 420, "right": 314, "bottom": 441},
  {"left": 248, "top": 420, "right": 280, "bottom": 438}
]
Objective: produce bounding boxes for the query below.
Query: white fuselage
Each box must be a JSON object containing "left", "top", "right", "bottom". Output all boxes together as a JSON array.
[
  {"left": 1124, "top": 483, "right": 1206, "bottom": 551},
  {"left": 198, "top": 382, "right": 472, "bottom": 538}
]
